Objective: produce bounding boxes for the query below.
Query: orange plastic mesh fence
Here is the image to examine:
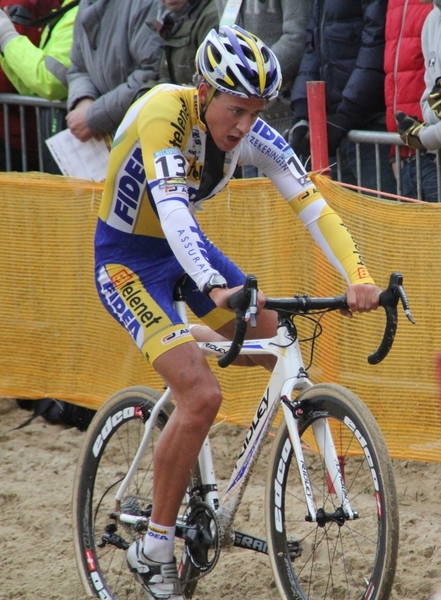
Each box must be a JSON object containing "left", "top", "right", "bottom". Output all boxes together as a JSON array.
[{"left": 0, "top": 172, "right": 439, "bottom": 462}]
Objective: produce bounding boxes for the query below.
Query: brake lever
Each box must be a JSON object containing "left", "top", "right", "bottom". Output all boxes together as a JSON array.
[
  {"left": 368, "top": 272, "right": 414, "bottom": 365},
  {"left": 397, "top": 280, "right": 415, "bottom": 324},
  {"left": 247, "top": 283, "right": 258, "bottom": 327}
]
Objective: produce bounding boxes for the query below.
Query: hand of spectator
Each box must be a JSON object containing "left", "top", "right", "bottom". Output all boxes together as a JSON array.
[
  {"left": 0, "top": 9, "right": 19, "bottom": 53},
  {"left": 4, "top": 5, "right": 32, "bottom": 26},
  {"left": 395, "top": 111, "right": 427, "bottom": 150},
  {"left": 428, "top": 77, "right": 441, "bottom": 119},
  {"left": 326, "top": 113, "right": 353, "bottom": 156},
  {"left": 285, "top": 119, "right": 310, "bottom": 160},
  {"left": 66, "top": 98, "right": 98, "bottom": 143}
]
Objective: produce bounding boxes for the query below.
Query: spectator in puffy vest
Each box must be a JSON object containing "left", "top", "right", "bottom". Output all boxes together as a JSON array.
[
  {"left": 396, "top": 0, "right": 441, "bottom": 203},
  {"left": 384, "top": 0, "right": 435, "bottom": 201},
  {"left": 287, "top": 0, "right": 396, "bottom": 195}
]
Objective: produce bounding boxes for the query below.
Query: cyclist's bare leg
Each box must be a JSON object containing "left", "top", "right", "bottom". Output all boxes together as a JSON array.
[{"left": 149, "top": 341, "right": 223, "bottom": 527}]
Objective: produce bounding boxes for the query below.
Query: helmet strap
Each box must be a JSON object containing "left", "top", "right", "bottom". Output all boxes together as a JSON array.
[{"left": 198, "top": 81, "right": 217, "bottom": 117}]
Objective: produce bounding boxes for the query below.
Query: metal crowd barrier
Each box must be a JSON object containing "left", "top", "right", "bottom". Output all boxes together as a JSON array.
[
  {"left": 0, "top": 93, "right": 66, "bottom": 172},
  {"left": 342, "top": 130, "right": 441, "bottom": 203},
  {"left": 0, "top": 93, "right": 440, "bottom": 202}
]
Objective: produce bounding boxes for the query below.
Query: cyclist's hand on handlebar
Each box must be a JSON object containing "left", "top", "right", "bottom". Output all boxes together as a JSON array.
[{"left": 340, "top": 283, "right": 381, "bottom": 318}]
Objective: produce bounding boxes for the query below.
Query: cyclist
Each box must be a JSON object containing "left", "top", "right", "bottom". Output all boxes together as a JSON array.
[{"left": 95, "top": 25, "right": 381, "bottom": 600}]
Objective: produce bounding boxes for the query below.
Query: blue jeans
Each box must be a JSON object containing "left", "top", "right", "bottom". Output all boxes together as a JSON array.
[
  {"left": 400, "top": 154, "right": 439, "bottom": 203},
  {"left": 330, "top": 137, "right": 397, "bottom": 196}
]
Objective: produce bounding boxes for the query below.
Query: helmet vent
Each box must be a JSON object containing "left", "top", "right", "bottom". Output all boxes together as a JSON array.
[
  {"left": 237, "top": 65, "right": 259, "bottom": 88},
  {"left": 240, "top": 44, "right": 255, "bottom": 62},
  {"left": 209, "top": 43, "right": 222, "bottom": 64},
  {"left": 224, "top": 42, "right": 236, "bottom": 57}
]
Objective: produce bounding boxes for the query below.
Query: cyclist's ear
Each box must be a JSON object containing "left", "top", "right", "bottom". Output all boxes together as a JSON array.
[{"left": 198, "top": 82, "right": 211, "bottom": 107}]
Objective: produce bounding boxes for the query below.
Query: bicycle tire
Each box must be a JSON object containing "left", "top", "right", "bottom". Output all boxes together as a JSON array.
[
  {"left": 72, "top": 385, "right": 202, "bottom": 600},
  {"left": 265, "top": 383, "right": 399, "bottom": 600}
]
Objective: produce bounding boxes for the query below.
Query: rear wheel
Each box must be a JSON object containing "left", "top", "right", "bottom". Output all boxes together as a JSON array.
[
  {"left": 72, "top": 386, "right": 203, "bottom": 599},
  {"left": 265, "top": 383, "right": 399, "bottom": 600}
]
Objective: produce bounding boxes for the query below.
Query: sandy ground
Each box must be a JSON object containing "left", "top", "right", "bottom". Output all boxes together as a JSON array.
[{"left": 1, "top": 397, "right": 441, "bottom": 600}]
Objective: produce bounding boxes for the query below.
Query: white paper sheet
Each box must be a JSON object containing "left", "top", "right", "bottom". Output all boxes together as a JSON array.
[{"left": 45, "top": 128, "right": 110, "bottom": 182}]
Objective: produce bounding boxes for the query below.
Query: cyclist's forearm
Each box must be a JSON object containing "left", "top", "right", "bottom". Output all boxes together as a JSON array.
[
  {"left": 289, "top": 192, "right": 375, "bottom": 285},
  {"left": 158, "top": 201, "right": 217, "bottom": 290}
]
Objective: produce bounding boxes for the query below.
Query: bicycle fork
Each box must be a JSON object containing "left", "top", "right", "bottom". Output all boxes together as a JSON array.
[{"left": 282, "top": 393, "right": 357, "bottom": 524}]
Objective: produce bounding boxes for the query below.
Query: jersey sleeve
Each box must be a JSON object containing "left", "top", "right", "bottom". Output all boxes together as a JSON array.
[
  {"left": 288, "top": 186, "right": 375, "bottom": 285},
  {"left": 241, "top": 120, "right": 375, "bottom": 285},
  {"left": 137, "top": 88, "right": 218, "bottom": 290}
]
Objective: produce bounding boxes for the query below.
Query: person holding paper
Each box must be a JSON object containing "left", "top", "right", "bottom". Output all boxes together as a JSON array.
[{"left": 66, "top": 0, "right": 163, "bottom": 144}]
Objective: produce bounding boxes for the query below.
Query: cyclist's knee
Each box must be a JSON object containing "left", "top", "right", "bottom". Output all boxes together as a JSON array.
[
  {"left": 154, "top": 342, "right": 222, "bottom": 421},
  {"left": 186, "top": 380, "right": 222, "bottom": 423},
  {"left": 170, "top": 376, "right": 222, "bottom": 432}
]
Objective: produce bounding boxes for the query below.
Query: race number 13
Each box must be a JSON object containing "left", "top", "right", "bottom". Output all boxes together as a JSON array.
[{"left": 154, "top": 152, "right": 187, "bottom": 178}]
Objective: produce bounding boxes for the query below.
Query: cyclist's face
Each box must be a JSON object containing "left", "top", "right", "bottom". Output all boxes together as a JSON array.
[{"left": 200, "top": 85, "right": 266, "bottom": 152}]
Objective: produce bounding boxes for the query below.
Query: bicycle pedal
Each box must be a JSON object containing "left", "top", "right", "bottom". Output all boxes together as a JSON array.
[{"left": 287, "top": 538, "right": 302, "bottom": 561}]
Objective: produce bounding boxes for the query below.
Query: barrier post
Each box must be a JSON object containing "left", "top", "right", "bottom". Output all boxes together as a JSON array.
[
  {"left": 307, "top": 82, "right": 340, "bottom": 479},
  {"left": 306, "top": 81, "right": 329, "bottom": 173}
]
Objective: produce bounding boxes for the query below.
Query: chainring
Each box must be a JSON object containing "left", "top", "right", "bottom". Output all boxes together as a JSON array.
[{"left": 183, "top": 500, "right": 220, "bottom": 579}]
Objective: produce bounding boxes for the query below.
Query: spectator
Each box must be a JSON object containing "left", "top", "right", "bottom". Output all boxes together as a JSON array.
[
  {"left": 0, "top": 0, "right": 76, "bottom": 170},
  {"left": 396, "top": 0, "right": 441, "bottom": 193},
  {"left": 66, "top": 0, "right": 163, "bottom": 144},
  {"left": 384, "top": 0, "right": 435, "bottom": 201},
  {"left": 216, "top": 0, "right": 313, "bottom": 176},
  {"left": 151, "top": 0, "right": 219, "bottom": 87},
  {"left": 215, "top": 0, "right": 314, "bottom": 128},
  {"left": 287, "top": 0, "right": 397, "bottom": 195}
]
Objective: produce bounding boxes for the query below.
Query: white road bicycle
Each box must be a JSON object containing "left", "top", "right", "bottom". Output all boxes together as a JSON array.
[{"left": 73, "top": 272, "right": 413, "bottom": 600}]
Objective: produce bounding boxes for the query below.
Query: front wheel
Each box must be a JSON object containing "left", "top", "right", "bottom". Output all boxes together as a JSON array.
[
  {"left": 265, "top": 383, "right": 399, "bottom": 600},
  {"left": 72, "top": 386, "right": 202, "bottom": 599}
]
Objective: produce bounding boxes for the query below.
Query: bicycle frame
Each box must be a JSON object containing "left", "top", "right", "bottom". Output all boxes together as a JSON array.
[{"left": 114, "top": 299, "right": 357, "bottom": 547}]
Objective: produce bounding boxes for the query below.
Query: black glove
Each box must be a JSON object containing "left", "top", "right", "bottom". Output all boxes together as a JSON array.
[
  {"left": 395, "top": 111, "right": 427, "bottom": 150},
  {"left": 326, "top": 113, "right": 353, "bottom": 156},
  {"left": 285, "top": 119, "right": 310, "bottom": 160},
  {"left": 7, "top": 5, "right": 32, "bottom": 26},
  {"left": 428, "top": 76, "right": 441, "bottom": 119}
]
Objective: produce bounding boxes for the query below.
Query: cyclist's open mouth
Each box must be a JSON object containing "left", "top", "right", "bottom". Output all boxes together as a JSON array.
[{"left": 225, "top": 135, "right": 243, "bottom": 148}]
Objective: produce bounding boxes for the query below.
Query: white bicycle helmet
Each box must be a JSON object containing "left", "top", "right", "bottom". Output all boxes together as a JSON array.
[{"left": 196, "top": 25, "right": 282, "bottom": 101}]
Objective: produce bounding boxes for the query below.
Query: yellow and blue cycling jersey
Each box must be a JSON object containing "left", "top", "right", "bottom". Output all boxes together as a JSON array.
[{"left": 95, "top": 84, "right": 374, "bottom": 363}]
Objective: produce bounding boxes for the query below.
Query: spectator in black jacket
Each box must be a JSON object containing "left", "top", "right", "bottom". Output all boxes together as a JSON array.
[{"left": 287, "top": 0, "right": 396, "bottom": 194}]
